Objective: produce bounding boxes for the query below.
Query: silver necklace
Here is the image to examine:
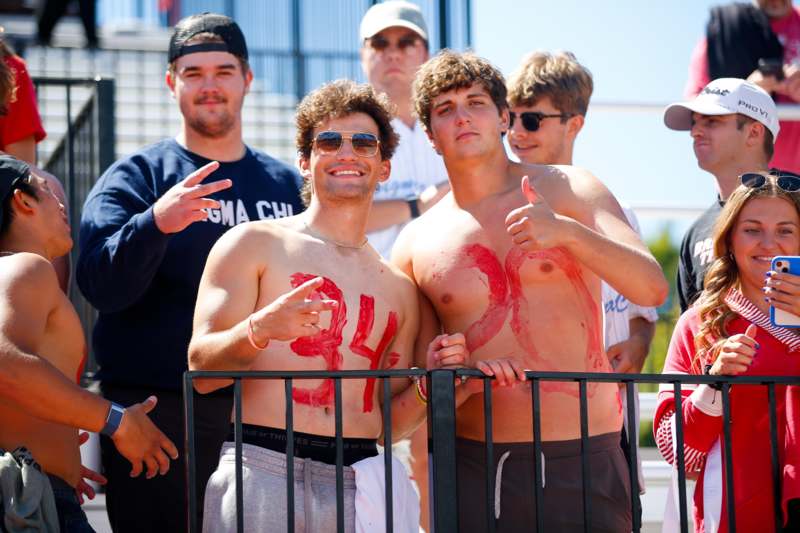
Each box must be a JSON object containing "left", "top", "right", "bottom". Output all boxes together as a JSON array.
[{"left": 302, "top": 221, "right": 368, "bottom": 250}]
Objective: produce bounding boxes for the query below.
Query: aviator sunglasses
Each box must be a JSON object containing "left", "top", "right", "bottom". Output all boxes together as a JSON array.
[
  {"left": 740, "top": 171, "right": 800, "bottom": 193},
  {"left": 508, "top": 111, "right": 573, "bottom": 132},
  {"left": 312, "top": 131, "right": 381, "bottom": 157}
]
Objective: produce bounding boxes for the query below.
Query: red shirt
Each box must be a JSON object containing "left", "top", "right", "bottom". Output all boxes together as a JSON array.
[
  {"left": 655, "top": 294, "right": 800, "bottom": 532},
  {"left": 0, "top": 54, "right": 46, "bottom": 150},
  {"left": 685, "top": 7, "right": 800, "bottom": 173}
]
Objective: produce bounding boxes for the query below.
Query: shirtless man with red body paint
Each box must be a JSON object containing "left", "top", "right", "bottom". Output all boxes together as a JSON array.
[
  {"left": 391, "top": 51, "right": 669, "bottom": 532},
  {"left": 189, "top": 80, "right": 463, "bottom": 532}
]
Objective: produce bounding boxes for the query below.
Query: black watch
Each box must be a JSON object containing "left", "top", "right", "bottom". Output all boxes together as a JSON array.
[
  {"left": 703, "top": 364, "right": 723, "bottom": 391},
  {"left": 407, "top": 198, "right": 421, "bottom": 219}
]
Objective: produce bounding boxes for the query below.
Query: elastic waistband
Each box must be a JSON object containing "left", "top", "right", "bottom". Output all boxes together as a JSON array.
[
  {"left": 218, "top": 442, "right": 356, "bottom": 488},
  {"left": 227, "top": 423, "right": 378, "bottom": 466},
  {"left": 456, "top": 431, "right": 622, "bottom": 459}
]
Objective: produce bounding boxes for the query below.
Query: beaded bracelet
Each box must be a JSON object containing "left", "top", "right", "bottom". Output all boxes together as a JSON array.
[{"left": 411, "top": 373, "right": 428, "bottom": 405}]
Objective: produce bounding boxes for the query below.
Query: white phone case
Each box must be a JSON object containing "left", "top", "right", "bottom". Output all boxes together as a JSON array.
[{"left": 771, "top": 256, "right": 800, "bottom": 328}]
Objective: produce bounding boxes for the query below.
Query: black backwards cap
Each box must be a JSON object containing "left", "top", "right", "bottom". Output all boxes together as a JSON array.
[
  {"left": 168, "top": 12, "right": 249, "bottom": 64},
  {"left": 0, "top": 155, "right": 31, "bottom": 224}
]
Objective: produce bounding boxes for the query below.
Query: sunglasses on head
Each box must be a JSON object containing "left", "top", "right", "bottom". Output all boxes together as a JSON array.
[
  {"left": 740, "top": 171, "right": 800, "bottom": 193},
  {"left": 508, "top": 111, "right": 573, "bottom": 132},
  {"left": 366, "top": 34, "right": 420, "bottom": 52},
  {"left": 312, "top": 131, "right": 381, "bottom": 157}
]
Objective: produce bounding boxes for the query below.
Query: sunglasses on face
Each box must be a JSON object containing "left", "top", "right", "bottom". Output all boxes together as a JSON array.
[
  {"left": 312, "top": 131, "right": 381, "bottom": 157},
  {"left": 508, "top": 111, "right": 573, "bottom": 132},
  {"left": 366, "top": 35, "right": 420, "bottom": 52},
  {"left": 740, "top": 171, "right": 800, "bottom": 193}
]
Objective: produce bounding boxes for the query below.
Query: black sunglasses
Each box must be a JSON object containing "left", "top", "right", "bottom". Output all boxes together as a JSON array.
[
  {"left": 508, "top": 111, "right": 573, "bottom": 132},
  {"left": 312, "top": 131, "right": 380, "bottom": 157},
  {"left": 366, "top": 34, "right": 421, "bottom": 52},
  {"left": 740, "top": 171, "right": 800, "bottom": 193}
]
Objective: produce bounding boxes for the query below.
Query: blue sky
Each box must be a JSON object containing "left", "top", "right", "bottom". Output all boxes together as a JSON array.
[{"left": 473, "top": 0, "right": 738, "bottom": 243}]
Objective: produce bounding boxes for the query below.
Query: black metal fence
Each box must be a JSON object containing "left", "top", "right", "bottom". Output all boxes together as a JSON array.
[
  {"left": 34, "top": 76, "right": 116, "bottom": 378},
  {"left": 184, "top": 369, "right": 800, "bottom": 533}
]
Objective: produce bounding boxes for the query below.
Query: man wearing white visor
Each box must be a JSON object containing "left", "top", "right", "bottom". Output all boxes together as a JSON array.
[{"left": 664, "top": 78, "right": 780, "bottom": 311}]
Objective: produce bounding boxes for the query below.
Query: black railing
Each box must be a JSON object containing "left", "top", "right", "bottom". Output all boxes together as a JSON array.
[
  {"left": 184, "top": 369, "right": 800, "bottom": 533},
  {"left": 34, "top": 76, "right": 116, "bottom": 377}
]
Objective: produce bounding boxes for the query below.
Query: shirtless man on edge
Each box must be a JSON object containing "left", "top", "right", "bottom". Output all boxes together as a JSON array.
[
  {"left": 189, "top": 80, "right": 465, "bottom": 532},
  {"left": 392, "top": 51, "right": 668, "bottom": 532},
  {"left": 0, "top": 155, "right": 178, "bottom": 531}
]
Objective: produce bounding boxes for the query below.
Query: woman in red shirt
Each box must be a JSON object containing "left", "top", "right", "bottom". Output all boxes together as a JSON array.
[{"left": 655, "top": 171, "right": 800, "bottom": 532}]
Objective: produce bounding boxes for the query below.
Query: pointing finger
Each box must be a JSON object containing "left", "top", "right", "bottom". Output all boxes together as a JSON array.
[
  {"left": 304, "top": 299, "right": 338, "bottom": 313},
  {"left": 183, "top": 161, "right": 220, "bottom": 187},
  {"left": 745, "top": 323, "right": 758, "bottom": 340},
  {"left": 286, "top": 277, "right": 324, "bottom": 301},
  {"left": 521, "top": 175, "right": 538, "bottom": 204}
]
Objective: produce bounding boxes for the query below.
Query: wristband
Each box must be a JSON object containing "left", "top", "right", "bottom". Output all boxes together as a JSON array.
[
  {"left": 407, "top": 198, "right": 421, "bottom": 219},
  {"left": 247, "top": 315, "right": 269, "bottom": 350},
  {"left": 101, "top": 402, "right": 126, "bottom": 437}
]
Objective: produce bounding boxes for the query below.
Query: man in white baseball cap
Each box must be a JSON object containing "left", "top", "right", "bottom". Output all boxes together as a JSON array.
[
  {"left": 665, "top": 77, "right": 780, "bottom": 310},
  {"left": 359, "top": 1, "right": 449, "bottom": 262}
]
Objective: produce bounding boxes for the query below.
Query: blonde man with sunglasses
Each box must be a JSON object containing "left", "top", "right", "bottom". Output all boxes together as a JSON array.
[
  {"left": 664, "top": 78, "right": 780, "bottom": 311},
  {"left": 191, "top": 80, "right": 465, "bottom": 532},
  {"left": 507, "top": 50, "right": 659, "bottom": 528}
]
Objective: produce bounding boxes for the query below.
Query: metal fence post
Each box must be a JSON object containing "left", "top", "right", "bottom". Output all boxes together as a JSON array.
[
  {"left": 94, "top": 77, "right": 116, "bottom": 174},
  {"left": 428, "top": 369, "right": 458, "bottom": 533}
]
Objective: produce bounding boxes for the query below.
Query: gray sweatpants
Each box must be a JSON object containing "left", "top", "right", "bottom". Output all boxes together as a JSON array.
[{"left": 202, "top": 442, "right": 356, "bottom": 533}]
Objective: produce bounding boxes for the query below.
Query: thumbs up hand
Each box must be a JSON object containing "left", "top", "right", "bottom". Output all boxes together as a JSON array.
[
  {"left": 505, "top": 175, "right": 567, "bottom": 251},
  {"left": 709, "top": 323, "right": 759, "bottom": 377}
]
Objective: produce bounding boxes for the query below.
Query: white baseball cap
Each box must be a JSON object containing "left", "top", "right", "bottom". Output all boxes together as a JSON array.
[
  {"left": 663, "top": 78, "right": 780, "bottom": 139},
  {"left": 359, "top": 1, "right": 428, "bottom": 42}
]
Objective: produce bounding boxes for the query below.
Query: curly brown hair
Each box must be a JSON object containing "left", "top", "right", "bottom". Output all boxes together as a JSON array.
[
  {"left": 693, "top": 174, "right": 800, "bottom": 370},
  {"left": 506, "top": 51, "right": 593, "bottom": 117},
  {"left": 412, "top": 50, "right": 507, "bottom": 133},
  {"left": 295, "top": 79, "right": 398, "bottom": 206}
]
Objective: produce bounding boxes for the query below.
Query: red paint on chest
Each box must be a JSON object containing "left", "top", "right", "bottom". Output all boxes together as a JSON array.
[
  {"left": 451, "top": 244, "right": 604, "bottom": 396},
  {"left": 288, "top": 273, "right": 400, "bottom": 413},
  {"left": 349, "top": 295, "right": 399, "bottom": 413},
  {"left": 459, "top": 244, "right": 509, "bottom": 353},
  {"left": 289, "top": 273, "right": 347, "bottom": 408}
]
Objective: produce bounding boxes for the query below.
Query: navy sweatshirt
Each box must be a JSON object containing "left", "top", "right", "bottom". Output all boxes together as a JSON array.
[{"left": 77, "top": 139, "right": 304, "bottom": 390}]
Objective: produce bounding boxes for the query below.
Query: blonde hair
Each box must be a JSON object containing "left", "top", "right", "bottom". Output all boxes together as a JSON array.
[
  {"left": 506, "top": 51, "right": 593, "bottom": 116},
  {"left": 693, "top": 174, "right": 800, "bottom": 368},
  {"left": 0, "top": 40, "right": 16, "bottom": 115}
]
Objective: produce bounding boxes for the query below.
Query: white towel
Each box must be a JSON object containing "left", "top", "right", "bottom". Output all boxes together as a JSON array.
[
  {"left": 0, "top": 447, "right": 60, "bottom": 533},
  {"left": 352, "top": 453, "right": 420, "bottom": 533}
]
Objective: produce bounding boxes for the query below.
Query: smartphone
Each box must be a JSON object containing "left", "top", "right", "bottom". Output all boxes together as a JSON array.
[
  {"left": 771, "top": 256, "right": 800, "bottom": 327},
  {"left": 758, "top": 58, "right": 786, "bottom": 81}
]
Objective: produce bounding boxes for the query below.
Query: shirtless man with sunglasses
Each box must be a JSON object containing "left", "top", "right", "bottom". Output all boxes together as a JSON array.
[{"left": 190, "top": 80, "right": 464, "bottom": 532}]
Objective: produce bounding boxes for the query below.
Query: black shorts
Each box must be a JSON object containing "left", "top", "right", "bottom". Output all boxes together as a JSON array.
[{"left": 455, "top": 431, "right": 632, "bottom": 533}]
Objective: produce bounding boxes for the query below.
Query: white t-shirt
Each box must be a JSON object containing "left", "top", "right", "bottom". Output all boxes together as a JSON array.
[
  {"left": 367, "top": 118, "right": 448, "bottom": 259},
  {"left": 601, "top": 205, "right": 658, "bottom": 494}
]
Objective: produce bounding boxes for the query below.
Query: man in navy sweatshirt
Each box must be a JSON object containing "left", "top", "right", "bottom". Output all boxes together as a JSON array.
[{"left": 76, "top": 13, "right": 303, "bottom": 532}]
